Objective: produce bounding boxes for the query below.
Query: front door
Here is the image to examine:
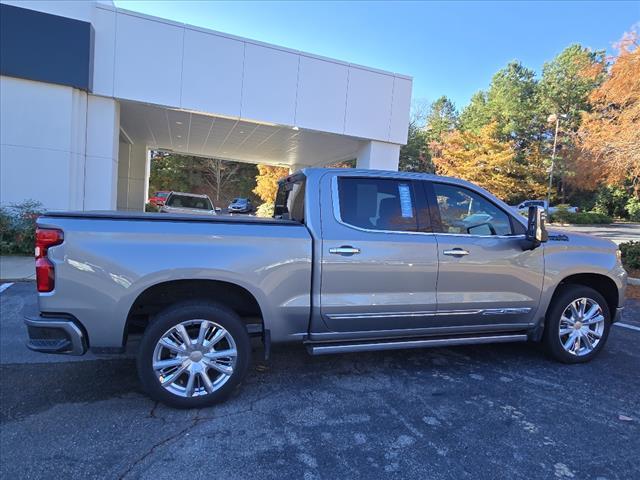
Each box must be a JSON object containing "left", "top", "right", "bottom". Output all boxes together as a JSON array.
[
  {"left": 427, "top": 181, "right": 544, "bottom": 330},
  {"left": 316, "top": 173, "right": 439, "bottom": 335}
]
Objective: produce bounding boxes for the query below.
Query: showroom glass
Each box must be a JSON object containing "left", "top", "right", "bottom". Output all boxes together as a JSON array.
[
  {"left": 432, "top": 183, "right": 514, "bottom": 236},
  {"left": 338, "top": 178, "right": 418, "bottom": 232}
]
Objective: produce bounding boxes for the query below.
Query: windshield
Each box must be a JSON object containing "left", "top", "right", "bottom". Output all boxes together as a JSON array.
[{"left": 166, "top": 195, "right": 213, "bottom": 210}]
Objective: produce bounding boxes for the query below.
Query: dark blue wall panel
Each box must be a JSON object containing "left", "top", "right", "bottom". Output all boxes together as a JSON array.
[{"left": 0, "top": 4, "right": 93, "bottom": 91}]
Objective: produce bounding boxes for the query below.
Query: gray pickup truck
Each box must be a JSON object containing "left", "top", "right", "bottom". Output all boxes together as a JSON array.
[{"left": 26, "top": 169, "right": 627, "bottom": 408}]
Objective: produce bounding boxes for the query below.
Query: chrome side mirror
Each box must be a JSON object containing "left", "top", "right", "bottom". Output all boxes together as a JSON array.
[{"left": 524, "top": 206, "right": 548, "bottom": 249}]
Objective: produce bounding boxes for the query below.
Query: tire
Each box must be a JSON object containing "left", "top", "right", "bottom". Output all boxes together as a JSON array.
[
  {"left": 137, "top": 301, "right": 251, "bottom": 408},
  {"left": 543, "top": 285, "right": 611, "bottom": 364}
]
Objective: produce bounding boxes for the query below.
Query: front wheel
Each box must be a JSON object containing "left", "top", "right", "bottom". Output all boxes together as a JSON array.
[
  {"left": 543, "top": 285, "right": 610, "bottom": 364},
  {"left": 137, "top": 301, "right": 251, "bottom": 408}
]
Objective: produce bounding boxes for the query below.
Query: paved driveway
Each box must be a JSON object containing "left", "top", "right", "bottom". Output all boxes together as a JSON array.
[
  {"left": 1, "top": 282, "right": 639, "bottom": 479},
  {"left": 549, "top": 223, "right": 640, "bottom": 245}
]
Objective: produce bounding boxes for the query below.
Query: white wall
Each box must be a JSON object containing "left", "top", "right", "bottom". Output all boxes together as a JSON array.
[
  {"left": 356, "top": 141, "right": 401, "bottom": 171},
  {"left": 0, "top": 75, "right": 119, "bottom": 211},
  {"left": 91, "top": 4, "right": 413, "bottom": 145}
]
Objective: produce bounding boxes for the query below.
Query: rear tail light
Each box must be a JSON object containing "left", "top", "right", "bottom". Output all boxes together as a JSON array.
[{"left": 35, "top": 228, "right": 63, "bottom": 293}]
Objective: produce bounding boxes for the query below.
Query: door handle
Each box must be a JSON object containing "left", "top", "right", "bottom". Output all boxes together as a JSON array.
[
  {"left": 443, "top": 248, "right": 470, "bottom": 257},
  {"left": 329, "top": 246, "right": 361, "bottom": 255}
]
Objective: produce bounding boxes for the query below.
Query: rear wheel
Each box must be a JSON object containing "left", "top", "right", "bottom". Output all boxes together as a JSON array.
[
  {"left": 543, "top": 285, "right": 610, "bottom": 364},
  {"left": 137, "top": 301, "right": 251, "bottom": 408}
]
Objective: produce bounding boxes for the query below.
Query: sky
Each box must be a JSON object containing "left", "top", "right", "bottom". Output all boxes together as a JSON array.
[{"left": 115, "top": 1, "right": 639, "bottom": 111}]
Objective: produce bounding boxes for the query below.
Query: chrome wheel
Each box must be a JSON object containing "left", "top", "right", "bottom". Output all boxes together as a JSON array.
[
  {"left": 558, "top": 297, "right": 605, "bottom": 357},
  {"left": 152, "top": 319, "right": 237, "bottom": 398}
]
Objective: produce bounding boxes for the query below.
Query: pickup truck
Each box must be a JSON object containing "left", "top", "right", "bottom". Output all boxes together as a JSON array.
[{"left": 26, "top": 169, "right": 627, "bottom": 408}]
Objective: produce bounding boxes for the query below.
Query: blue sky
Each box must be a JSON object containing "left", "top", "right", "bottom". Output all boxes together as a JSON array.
[{"left": 116, "top": 1, "right": 639, "bottom": 111}]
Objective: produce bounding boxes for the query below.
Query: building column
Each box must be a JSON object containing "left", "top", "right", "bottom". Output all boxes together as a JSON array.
[
  {"left": 125, "top": 142, "right": 149, "bottom": 211},
  {"left": 83, "top": 95, "right": 119, "bottom": 210},
  {"left": 356, "top": 141, "right": 401, "bottom": 171}
]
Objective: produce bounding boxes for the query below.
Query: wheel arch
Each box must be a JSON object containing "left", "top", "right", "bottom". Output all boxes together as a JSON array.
[
  {"left": 548, "top": 273, "right": 619, "bottom": 323},
  {"left": 123, "top": 279, "right": 265, "bottom": 346}
]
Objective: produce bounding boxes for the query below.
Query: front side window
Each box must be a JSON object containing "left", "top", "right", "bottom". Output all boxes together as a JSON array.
[
  {"left": 338, "top": 178, "right": 418, "bottom": 232},
  {"left": 432, "top": 183, "right": 516, "bottom": 236}
]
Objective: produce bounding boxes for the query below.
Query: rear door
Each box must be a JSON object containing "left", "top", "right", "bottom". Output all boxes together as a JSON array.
[
  {"left": 316, "top": 173, "right": 439, "bottom": 334},
  {"left": 426, "top": 181, "right": 544, "bottom": 330}
]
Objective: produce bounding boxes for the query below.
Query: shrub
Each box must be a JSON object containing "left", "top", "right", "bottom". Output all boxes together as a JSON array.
[
  {"left": 0, "top": 200, "right": 44, "bottom": 255},
  {"left": 548, "top": 210, "right": 612, "bottom": 225},
  {"left": 255, "top": 202, "right": 274, "bottom": 218},
  {"left": 619, "top": 241, "right": 640, "bottom": 271},
  {"left": 594, "top": 185, "right": 630, "bottom": 218},
  {"left": 626, "top": 195, "right": 640, "bottom": 222}
]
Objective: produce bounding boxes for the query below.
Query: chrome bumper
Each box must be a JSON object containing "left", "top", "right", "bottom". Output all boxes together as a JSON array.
[{"left": 24, "top": 314, "right": 87, "bottom": 355}]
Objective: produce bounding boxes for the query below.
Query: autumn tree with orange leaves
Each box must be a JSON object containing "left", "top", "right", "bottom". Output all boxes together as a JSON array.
[
  {"left": 432, "top": 123, "right": 546, "bottom": 203},
  {"left": 576, "top": 27, "right": 640, "bottom": 194}
]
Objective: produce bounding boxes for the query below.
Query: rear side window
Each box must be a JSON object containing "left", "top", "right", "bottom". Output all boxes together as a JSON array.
[
  {"left": 338, "top": 178, "right": 418, "bottom": 232},
  {"left": 274, "top": 175, "right": 306, "bottom": 222}
]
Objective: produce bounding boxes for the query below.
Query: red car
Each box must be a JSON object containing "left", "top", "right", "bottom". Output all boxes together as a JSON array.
[{"left": 148, "top": 191, "right": 170, "bottom": 207}]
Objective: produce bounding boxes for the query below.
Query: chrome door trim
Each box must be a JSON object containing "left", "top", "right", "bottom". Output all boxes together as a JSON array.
[
  {"left": 482, "top": 308, "right": 532, "bottom": 316},
  {"left": 325, "top": 307, "right": 531, "bottom": 321}
]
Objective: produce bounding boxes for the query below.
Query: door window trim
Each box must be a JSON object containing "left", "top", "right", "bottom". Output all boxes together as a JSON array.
[
  {"left": 331, "top": 176, "right": 434, "bottom": 235},
  {"left": 424, "top": 180, "right": 526, "bottom": 239}
]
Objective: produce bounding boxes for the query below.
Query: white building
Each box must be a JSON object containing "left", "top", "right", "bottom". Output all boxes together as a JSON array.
[{"left": 0, "top": 0, "right": 412, "bottom": 211}]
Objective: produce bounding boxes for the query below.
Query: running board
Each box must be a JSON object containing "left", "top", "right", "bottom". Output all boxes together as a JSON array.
[{"left": 306, "top": 334, "right": 528, "bottom": 356}]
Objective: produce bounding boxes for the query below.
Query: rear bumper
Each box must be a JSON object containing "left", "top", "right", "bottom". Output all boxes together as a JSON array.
[{"left": 24, "top": 314, "right": 87, "bottom": 355}]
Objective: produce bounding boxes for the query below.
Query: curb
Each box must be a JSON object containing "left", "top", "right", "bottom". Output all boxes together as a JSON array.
[{"left": 629, "top": 277, "right": 640, "bottom": 286}]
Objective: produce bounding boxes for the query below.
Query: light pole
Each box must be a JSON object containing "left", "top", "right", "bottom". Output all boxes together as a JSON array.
[{"left": 546, "top": 113, "right": 567, "bottom": 207}]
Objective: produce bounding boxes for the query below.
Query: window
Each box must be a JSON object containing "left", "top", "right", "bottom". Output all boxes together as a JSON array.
[
  {"left": 338, "top": 178, "right": 418, "bottom": 232},
  {"left": 166, "top": 194, "right": 213, "bottom": 210},
  {"left": 274, "top": 174, "right": 306, "bottom": 222},
  {"left": 432, "top": 183, "right": 519, "bottom": 236}
]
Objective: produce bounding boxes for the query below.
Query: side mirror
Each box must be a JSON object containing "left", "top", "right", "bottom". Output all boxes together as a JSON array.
[{"left": 523, "top": 206, "right": 548, "bottom": 249}]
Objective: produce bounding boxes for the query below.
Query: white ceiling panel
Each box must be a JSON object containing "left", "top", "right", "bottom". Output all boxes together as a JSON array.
[{"left": 119, "top": 100, "right": 363, "bottom": 167}]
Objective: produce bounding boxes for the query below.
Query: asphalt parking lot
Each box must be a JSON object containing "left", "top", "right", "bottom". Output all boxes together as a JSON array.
[{"left": 1, "top": 282, "right": 639, "bottom": 480}]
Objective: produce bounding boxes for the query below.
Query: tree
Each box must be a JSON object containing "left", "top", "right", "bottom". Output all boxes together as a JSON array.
[
  {"left": 576, "top": 27, "right": 640, "bottom": 193},
  {"left": 459, "top": 91, "right": 491, "bottom": 133},
  {"left": 399, "top": 120, "right": 432, "bottom": 173},
  {"left": 424, "top": 96, "right": 458, "bottom": 141},
  {"left": 253, "top": 165, "right": 289, "bottom": 203},
  {"left": 200, "top": 158, "right": 240, "bottom": 202},
  {"left": 149, "top": 153, "right": 199, "bottom": 194},
  {"left": 487, "top": 62, "right": 541, "bottom": 145},
  {"left": 432, "top": 123, "right": 546, "bottom": 203},
  {"left": 539, "top": 44, "right": 606, "bottom": 131},
  {"left": 399, "top": 101, "right": 433, "bottom": 173}
]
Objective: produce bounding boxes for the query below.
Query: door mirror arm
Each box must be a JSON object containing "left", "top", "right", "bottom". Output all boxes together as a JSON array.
[{"left": 522, "top": 206, "right": 548, "bottom": 250}]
